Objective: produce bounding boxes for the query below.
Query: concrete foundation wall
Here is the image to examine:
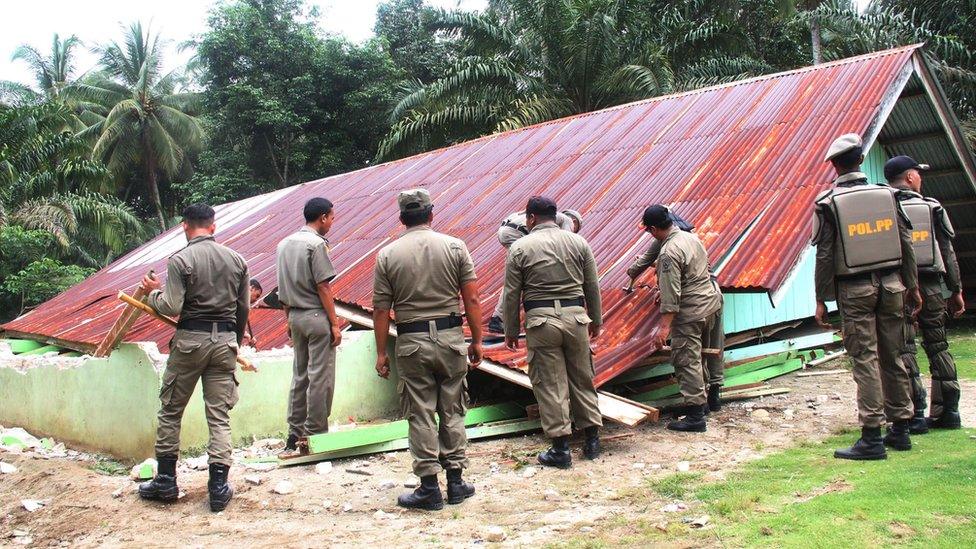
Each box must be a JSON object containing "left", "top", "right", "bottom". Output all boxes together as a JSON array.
[{"left": 0, "top": 330, "right": 400, "bottom": 460}]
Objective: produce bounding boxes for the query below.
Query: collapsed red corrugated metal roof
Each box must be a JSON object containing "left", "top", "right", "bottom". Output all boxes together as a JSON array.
[{"left": 2, "top": 46, "right": 921, "bottom": 386}]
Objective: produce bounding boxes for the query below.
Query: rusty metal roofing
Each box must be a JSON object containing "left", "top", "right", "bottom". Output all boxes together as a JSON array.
[{"left": 7, "top": 45, "right": 963, "bottom": 386}]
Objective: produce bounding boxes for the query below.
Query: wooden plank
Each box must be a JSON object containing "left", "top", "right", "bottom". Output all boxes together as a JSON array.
[
  {"left": 94, "top": 286, "right": 148, "bottom": 357},
  {"left": 796, "top": 369, "right": 847, "bottom": 378},
  {"left": 806, "top": 350, "right": 847, "bottom": 368},
  {"left": 0, "top": 329, "right": 97, "bottom": 355},
  {"left": 334, "top": 302, "right": 656, "bottom": 427},
  {"left": 722, "top": 358, "right": 804, "bottom": 386},
  {"left": 307, "top": 402, "right": 525, "bottom": 454},
  {"left": 644, "top": 386, "right": 791, "bottom": 410},
  {"left": 282, "top": 418, "right": 543, "bottom": 467}
]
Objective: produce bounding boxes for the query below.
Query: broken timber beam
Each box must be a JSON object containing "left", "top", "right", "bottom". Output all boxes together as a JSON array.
[
  {"left": 333, "top": 302, "right": 658, "bottom": 427},
  {"left": 95, "top": 286, "right": 148, "bottom": 357}
]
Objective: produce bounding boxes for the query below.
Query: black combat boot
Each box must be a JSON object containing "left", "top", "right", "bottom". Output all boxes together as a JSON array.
[
  {"left": 667, "top": 404, "right": 707, "bottom": 432},
  {"left": 908, "top": 408, "right": 930, "bottom": 435},
  {"left": 834, "top": 427, "right": 887, "bottom": 460},
  {"left": 928, "top": 387, "right": 962, "bottom": 429},
  {"left": 445, "top": 468, "right": 475, "bottom": 504},
  {"left": 397, "top": 474, "right": 444, "bottom": 511},
  {"left": 488, "top": 316, "right": 504, "bottom": 334},
  {"left": 538, "top": 436, "right": 572, "bottom": 469},
  {"left": 707, "top": 384, "right": 722, "bottom": 413},
  {"left": 208, "top": 463, "right": 234, "bottom": 512},
  {"left": 139, "top": 455, "right": 179, "bottom": 502},
  {"left": 883, "top": 420, "right": 912, "bottom": 451},
  {"left": 284, "top": 433, "right": 299, "bottom": 452},
  {"left": 583, "top": 426, "right": 601, "bottom": 460}
]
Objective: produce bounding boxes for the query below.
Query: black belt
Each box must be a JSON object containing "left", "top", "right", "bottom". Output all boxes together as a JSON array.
[
  {"left": 177, "top": 319, "right": 236, "bottom": 333},
  {"left": 501, "top": 221, "right": 529, "bottom": 235},
  {"left": 396, "top": 315, "right": 463, "bottom": 334},
  {"left": 524, "top": 297, "right": 584, "bottom": 311},
  {"left": 837, "top": 268, "right": 899, "bottom": 282}
]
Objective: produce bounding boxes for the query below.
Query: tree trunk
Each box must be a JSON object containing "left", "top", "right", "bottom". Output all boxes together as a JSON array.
[
  {"left": 146, "top": 159, "right": 166, "bottom": 232},
  {"left": 810, "top": 18, "right": 823, "bottom": 65}
]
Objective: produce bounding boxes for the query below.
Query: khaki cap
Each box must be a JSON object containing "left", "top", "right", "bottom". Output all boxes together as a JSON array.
[
  {"left": 824, "top": 133, "right": 862, "bottom": 162},
  {"left": 398, "top": 188, "right": 432, "bottom": 212}
]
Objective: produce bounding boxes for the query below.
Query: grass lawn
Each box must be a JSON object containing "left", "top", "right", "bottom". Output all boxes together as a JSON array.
[
  {"left": 567, "top": 428, "right": 976, "bottom": 548},
  {"left": 917, "top": 320, "right": 976, "bottom": 380}
]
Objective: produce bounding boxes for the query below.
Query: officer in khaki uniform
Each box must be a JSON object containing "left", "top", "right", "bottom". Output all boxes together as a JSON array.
[
  {"left": 626, "top": 207, "right": 726, "bottom": 413},
  {"left": 813, "top": 134, "right": 921, "bottom": 460},
  {"left": 503, "top": 196, "right": 603, "bottom": 469},
  {"left": 138, "top": 203, "right": 249, "bottom": 512},
  {"left": 373, "top": 188, "right": 484, "bottom": 511},
  {"left": 638, "top": 205, "right": 722, "bottom": 433},
  {"left": 488, "top": 209, "right": 582, "bottom": 333},
  {"left": 885, "top": 155, "right": 965, "bottom": 432},
  {"left": 276, "top": 198, "right": 342, "bottom": 453}
]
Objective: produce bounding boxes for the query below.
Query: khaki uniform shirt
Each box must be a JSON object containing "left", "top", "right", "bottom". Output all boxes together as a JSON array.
[
  {"left": 813, "top": 173, "right": 918, "bottom": 301},
  {"left": 656, "top": 227, "right": 721, "bottom": 325},
  {"left": 627, "top": 238, "right": 664, "bottom": 279},
  {"left": 498, "top": 212, "right": 574, "bottom": 247},
  {"left": 276, "top": 226, "right": 337, "bottom": 309},
  {"left": 373, "top": 226, "right": 477, "bottom": 323},
  {"left": 502, "top": 221, "right": 602, "bottom": 338},
  {"left": 148, "top": 235, "right": 250, "bottom": 342}
]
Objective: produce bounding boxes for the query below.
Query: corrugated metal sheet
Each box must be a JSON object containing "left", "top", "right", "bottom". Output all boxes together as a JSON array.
[{"left": 6, "top": 45, "right": 957, "bottom": 386}]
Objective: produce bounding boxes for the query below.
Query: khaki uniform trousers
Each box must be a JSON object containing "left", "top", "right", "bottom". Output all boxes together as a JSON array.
[
  {"left": 702, "top": 297, "right": 725, "bottom": 386},
  {"left": 524, "top": 304, "right": 603, "bottom": 438},
  {"left": 671, "top": 309, "right": 721, "bottom": 407},
  {"left": 837, "top": 279, "right": 913, "bottom": 428},
  {"left": 395, "top": 326, "right": 469, "bottom": 477},
  {"left": 287, "top": 308, "right": 337, "bottom": 437},
  {"left": 909, "top": 277, "right": 961, "bottom": 418},
  {"left": 156, "top": 329, "right": 240, "bottom": 465}
]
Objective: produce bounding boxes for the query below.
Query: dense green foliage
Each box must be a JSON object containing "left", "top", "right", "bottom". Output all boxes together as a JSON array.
[{"left": 0, "top": 0, "right": 973, "bottom": 323}]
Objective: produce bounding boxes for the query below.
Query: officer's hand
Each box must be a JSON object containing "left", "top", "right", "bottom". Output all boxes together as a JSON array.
[
  {"left": 652, "top": 325, "right": 669, "bottom": 348},
  {"left": 467, "top": 342, "right": 483, "bottom": 369},
  {"left": 949, "top": 292, "right": 966, "bottom": 318},
  {"left": 814, "top": 301, "right": 831, "bottom": 328},
  {"left": 505, "top": 336, "right": 519, "bottom": 351},
  {"left": 375, "top": 353, "right": 390, "bottom": 379},
  {"left": 239, "top": 357, "right": 259, "bottom": 373},
  {"left": 249, "top": 336, "right": 258, "bottom": 348},
  {"left": 330, "top": 325, "right": 342, "bottom": 347},
  {"left": 908, "top": 288, "right": 923, "bottom": 319},
  {"left": 588, "top": 323, "right": 601, "bottom": 339},
  {"left": 141, "top": 273, "right": 161, "bottom": 293}
]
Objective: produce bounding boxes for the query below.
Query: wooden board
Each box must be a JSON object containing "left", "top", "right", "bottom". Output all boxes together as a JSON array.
[{"left": 94, "top": 286, "right": 148, "bottom": 357}]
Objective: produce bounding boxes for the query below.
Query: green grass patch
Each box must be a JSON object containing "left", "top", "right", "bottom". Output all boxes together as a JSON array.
[
  {"left": 917, "top": 322, "right": 976, "bottom": 380},
  {"left": 648, "top": 472, "right": 703, "bottom": 499},
  {"left": 89, "top": 455, "right": 129, "bottom": 476},
  {"left": 691, "top": 428, "right": 976, "bottom": 547}
]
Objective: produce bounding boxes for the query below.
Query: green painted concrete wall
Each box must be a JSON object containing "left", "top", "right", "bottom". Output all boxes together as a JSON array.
[{"left": 0, "top": 331, "right": 400, "bottom": 460}]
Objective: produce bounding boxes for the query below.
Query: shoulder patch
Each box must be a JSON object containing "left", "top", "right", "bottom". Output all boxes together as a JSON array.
[
  {"left": 814, "top": 188, "right": 834, "bottom": 205},
  {"left": 658, "top": 254, "right": 672, "bottom": 273}
]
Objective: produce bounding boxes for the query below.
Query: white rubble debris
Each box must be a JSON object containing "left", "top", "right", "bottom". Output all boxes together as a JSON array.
[
  {"left": 676, "top": 461, "right": 690, "bottom": 472},
  {"left": 315, "top": 462, "right": 333, "bottom": 475},
  {"left": 272, "top": 480, "right": 295, "bottom": 495},
  {"left": 0, "top": 462, "right": 17, "bottom": 474}
]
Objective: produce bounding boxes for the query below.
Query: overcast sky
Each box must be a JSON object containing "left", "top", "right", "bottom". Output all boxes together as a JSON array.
[{"left": 0, "top": 0, "right": 487, "bottom": 85}]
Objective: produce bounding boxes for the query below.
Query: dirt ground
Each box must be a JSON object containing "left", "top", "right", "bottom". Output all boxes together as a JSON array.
[{"left": 2, "top": 365, "right": 974, "bottom": 548}]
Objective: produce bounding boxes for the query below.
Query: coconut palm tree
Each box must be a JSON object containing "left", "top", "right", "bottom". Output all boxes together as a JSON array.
[
  {"left": 0, "top": 102, "right": 144, "bottom": 265},
  {"left": 82, "top": 22, "right": 204, "bottom": 231},
  {"left": 0, "top": 33, "right": 82, "bottom": 106},
  {"left": 376, "top": 0, "right": 769, "bottom": 160}
]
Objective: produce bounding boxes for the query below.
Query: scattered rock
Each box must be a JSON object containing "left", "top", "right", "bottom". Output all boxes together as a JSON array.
[
  {"left": 632, "top": 462, "right": 646, "bottom": 470},
  {"left": 253, "top": 438, "right": 285, "bottom": 450},
  {"left": 580, "top": 526, "right": 593, "bottom": 533},
  {"left": 544, "top": 489, "right": 561, "bottom": 501},
  {"left": 816, "top": 394, "right": 830, "bottom": 404},
  {"left": 489, "top": 462, "right": 501, "bottom": 475},
  {"left": 244, "top": 475, "right": 263, "bottom": 486},
  {"left": 373, "top": 510, "right": 391, "bottom": 520},
  {"left": 342, "top": 502, "right": 353, "bottom": 512},
  {"left": 378, "top": 479, "right": 398, "bottom": 490},
  {"left": 521, "top": 466, "right": 538, "bottom": 479},
  {"left": 676, "top": 461, "right": 690, "bottom": 472},
  {"left": 12, "top": 536, "right": 32, "bottom": 546},
  {"left": 0, "top": 462, "right": 17, "bottom": 474},
  {"left": 650, "top": 463, "right": 662, "bottom": 470},
  {"left": 322, "top": 499, "right": 333, "bottom": 508},
  {"left": 272, "top": 481, "right": 295, "bottom": 495},
  {"left": 185, "top": 455, "right": 209, "bottom": 471},
  {"left": 315, "top": 462, "right": 333, "bottom": 475},
  {"left": 11, "top": 529, "right": 29, "bottom": 538},
  {"left": 111, "top": 485, "right": 126, "bottom": 498},
  {"left": 130, "top": 458, "right": 157, "bottom": 481},
  {"left": 655, "top": 521, "right": 669, "bottom": 532},
  {"left": 783, "top": 408, "right": 795, "bottom": 420},
  {"left": 751, "top": 409, "right": 771, "bottom": 421},
  {"left": 690, "top": 515, "right": 710, "bottom": 528},
  {"left": 22, "top": 499, "right": 45, "bottom": 512},
  {"left": 485, "top": 526, "right": 506, "bottom": 542},
  {"left": 403, "top": 475, "right": 420, "bottom": 488}
]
